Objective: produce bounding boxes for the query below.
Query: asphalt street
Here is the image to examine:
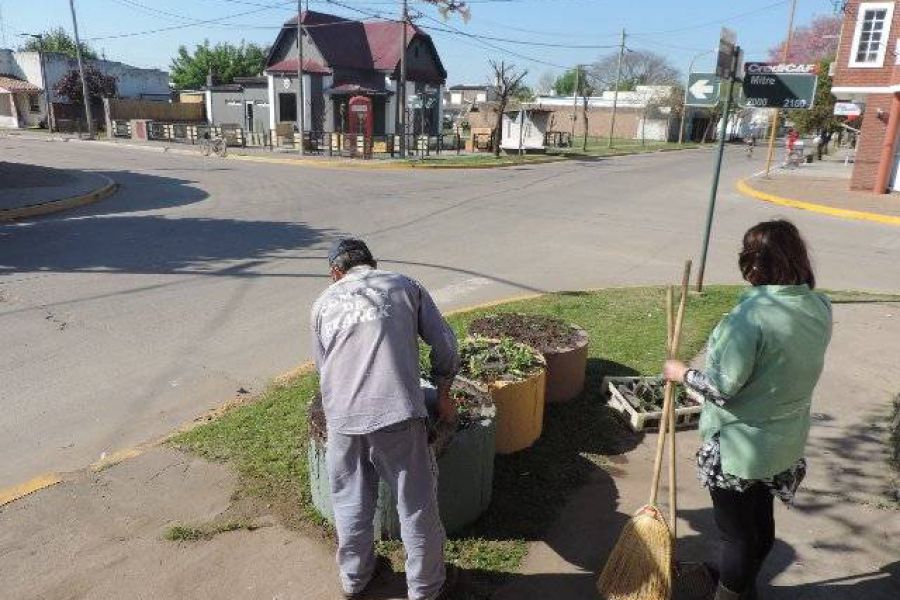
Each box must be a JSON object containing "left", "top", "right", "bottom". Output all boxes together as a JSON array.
[{"left": 1, "top": 137, "right": 898, "bottom": 490}]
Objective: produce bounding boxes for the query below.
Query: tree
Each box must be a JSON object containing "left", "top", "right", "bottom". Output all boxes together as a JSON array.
[
  {"left": 18, "top": 27, "right": 98, "bottom": 60},
  {"left": 587, "top": 49, "right": 680, "bottom": 92},
  {"left": 768, "top": 15, "right": 841, "bottom": 63},
  {"left": 536, "top": 71, "right": 556, "bottom": 95},
  {"left": 578, "top": 72, "right": 596, "bottom": 151},
  {"left": 553, "top": 69, "right": 579, "bottom": 96},
  {"left": 513, "top": 85, "right": 535, "bottom": 103},
  {"left": 54, "top": 65, "right": 117, "bottom": 104},
  {"left": 489, "top": 60, "right": 527, "bottom": 156},
  {"left": 170, "top": 41, "right": 268, "bottom": 90},
  {"left": 790, "top": 59, "right": 839, "bottom": 135}
]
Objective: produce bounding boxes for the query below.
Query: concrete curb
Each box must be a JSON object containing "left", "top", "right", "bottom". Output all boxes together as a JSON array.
[
  {"left": 736, "top": 177, "right": 900, "bottom": 227},
  {"left": 0, "top": 174, "right": 118, "bottom": 221},
  {"left": 5, "top": 131, "right": 703, "bottom": 171}
]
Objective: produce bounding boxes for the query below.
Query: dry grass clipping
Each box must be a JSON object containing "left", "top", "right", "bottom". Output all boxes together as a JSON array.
[{"left": 597, "top": 508, "right": 672, "bottom": 600}]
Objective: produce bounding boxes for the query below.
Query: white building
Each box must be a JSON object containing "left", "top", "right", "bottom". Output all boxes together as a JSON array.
[{"left": 0, "top": 48, "right": 169, "bottom": 129}]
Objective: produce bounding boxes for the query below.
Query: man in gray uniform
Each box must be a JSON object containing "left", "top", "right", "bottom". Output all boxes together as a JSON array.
[{"left": 311, "top": 238, "right": 459, "bottom": 600}]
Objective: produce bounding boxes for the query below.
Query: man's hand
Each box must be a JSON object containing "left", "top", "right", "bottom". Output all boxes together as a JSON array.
[
  {"left": 663, "top": 359, "right": 689, "bottom": 383},
  {"left": 436, "top": 378, "right": 456, "bottom": 424}
]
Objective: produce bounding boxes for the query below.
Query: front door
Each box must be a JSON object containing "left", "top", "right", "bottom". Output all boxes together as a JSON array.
[{"left": 245, "top": 102, "right": 254, "bottom": 132}]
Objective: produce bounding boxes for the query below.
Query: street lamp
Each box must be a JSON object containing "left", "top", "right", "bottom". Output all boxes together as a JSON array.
[
  {"left": 678, "top": 49, "right": 714, "bottom": 145},
  {"left": 20, "top": 33, "right": 53, "bottom": 132}
]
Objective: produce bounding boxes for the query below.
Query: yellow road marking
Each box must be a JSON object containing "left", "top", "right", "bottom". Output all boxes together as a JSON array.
[
  {"left": 736, "top": 178, "right": 900, "bottom": 227},
  {"left": 0, "top": 473, "right": 62, "bottom": 506}
]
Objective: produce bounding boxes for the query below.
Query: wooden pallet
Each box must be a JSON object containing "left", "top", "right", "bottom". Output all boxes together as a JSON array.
[{"left": 603, "top": 376, "right": 703, "bottom": 432}]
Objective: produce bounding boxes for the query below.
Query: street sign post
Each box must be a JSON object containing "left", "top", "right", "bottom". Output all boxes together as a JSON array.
[
  {"left": 742, "top": 62, "right": 818, "bottom": 109},
  {"left": 697, "top": 43, "right": 740, "bottom": 292},
  {"left": 715, "top": 27, "right": 737, "bottom": 79},
  {"left": 685, "top": 73, "right": 720, "bottom": 107}
]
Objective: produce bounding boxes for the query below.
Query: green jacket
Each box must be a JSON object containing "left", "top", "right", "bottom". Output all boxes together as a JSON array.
[{"left": 699, "top": 285, "right": 832, "bottom": 479}]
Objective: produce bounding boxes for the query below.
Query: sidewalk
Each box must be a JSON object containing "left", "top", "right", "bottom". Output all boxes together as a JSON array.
[
  {"left": 1, "top": 302, "right": 897, "bottom": 599},
  {"left": 740, "top": 149, "right": 900, "bottom": 221},
  {"left": 0, "top": 160, "right": 116, "bottom": 219}
]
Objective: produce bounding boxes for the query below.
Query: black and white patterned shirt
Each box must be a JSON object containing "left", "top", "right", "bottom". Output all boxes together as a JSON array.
[{"left": 684, "top": 369, "right": 806, "bottom": 505}]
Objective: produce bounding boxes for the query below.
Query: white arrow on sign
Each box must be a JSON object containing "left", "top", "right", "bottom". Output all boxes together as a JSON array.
[{"left": 690, "top": 79, "right": 715, "bottom": 100}]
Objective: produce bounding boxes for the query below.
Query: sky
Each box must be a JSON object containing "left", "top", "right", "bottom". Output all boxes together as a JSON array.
[{"left": 0, "top": 0, "right": 840, "bottom": 87}]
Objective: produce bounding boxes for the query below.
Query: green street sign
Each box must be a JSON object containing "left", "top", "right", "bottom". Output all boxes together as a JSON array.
[
  {"left": 685, "top": 72, "right": 720, "bottom": 107},
  {"left": 741, "top": 63, "right": 818, "bottom": 109}
]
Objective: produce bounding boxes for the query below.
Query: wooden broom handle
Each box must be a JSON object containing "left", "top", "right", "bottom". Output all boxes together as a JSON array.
[
  {"left": 648, "top": 286, "right": 675, "bottom": 505},
  {"left": 668, "top": 260, "right": 692, "bottom": 540},
  {"left": 648, "top": 261, "right": 691, "bottom": 506}
]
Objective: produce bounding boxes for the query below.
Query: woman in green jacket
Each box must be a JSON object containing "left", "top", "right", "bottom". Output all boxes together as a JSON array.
[{"left": 664, "top": 220, "right": 832, "bottom": 600}]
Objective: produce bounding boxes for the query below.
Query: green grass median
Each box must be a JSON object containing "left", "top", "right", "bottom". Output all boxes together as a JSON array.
[{"left": 169, "top": 286, "right": 896, "bottom": 592}]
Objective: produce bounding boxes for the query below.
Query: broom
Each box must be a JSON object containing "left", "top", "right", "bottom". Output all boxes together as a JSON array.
[{"left": 597, "top": 261, "right": 691, "bottom": 600}]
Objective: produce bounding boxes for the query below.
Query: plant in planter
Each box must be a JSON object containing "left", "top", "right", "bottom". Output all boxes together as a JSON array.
[
  {"left": 458, "top": 336, "right": 546, "bottom": 454},
  {"left": 307, "top": 377, "right": 496, "bottom": 539},
  {"left": 603, "top": 375, "right": 703, "bottom": 432},
  {"left": 468, "top": 313, "right": 589, "bottom": 403}
]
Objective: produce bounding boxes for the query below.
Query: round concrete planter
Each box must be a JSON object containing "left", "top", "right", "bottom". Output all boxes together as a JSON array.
[
  {"left": 542, "top": 327, "right": 589, "bottom": 403},
  {"left": 307, "top": 379, "right": 495, "bottom": 539},
  {"left": 482, "top": 368, "right": 546, "bottom": 454},
  {"left": 467, "top": 317, "right": 589, "bottom": 404}
]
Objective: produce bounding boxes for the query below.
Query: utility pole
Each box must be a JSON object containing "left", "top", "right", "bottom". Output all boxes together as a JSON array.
[
  {"left": 570, "top": 65, "right": 579, "bottom": 142},
  {"left": 295, "top": 0, "right": 305, "bottom": 155},
  {"left": 607, "top": 29, "right": 626, "bottom": 148},
  {"left": 696, "top": 47, "right": 740, "bottom": 292},
  {"left": 68, "top": 0, "right": 93, "bottom": 139},
  {"left": 398, "top": 0, "right": 409, "bottom": 158},
  {"left": 763, "top": 0, "right": 797, "bottom": 176}
]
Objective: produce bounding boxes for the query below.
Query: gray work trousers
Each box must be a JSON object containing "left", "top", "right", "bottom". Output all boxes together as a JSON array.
[{"left": 327, "top": 418, "right": 446, "bottom": 599}]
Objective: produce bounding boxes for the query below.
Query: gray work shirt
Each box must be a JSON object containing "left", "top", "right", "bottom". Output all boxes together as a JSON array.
[{"left": 311, "top": 266, "right": 459, "bottom": 435}]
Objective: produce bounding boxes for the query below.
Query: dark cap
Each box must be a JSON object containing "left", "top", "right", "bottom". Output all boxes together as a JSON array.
[{"left": 328, "top": 237, "right": 374, "bottom": 267}]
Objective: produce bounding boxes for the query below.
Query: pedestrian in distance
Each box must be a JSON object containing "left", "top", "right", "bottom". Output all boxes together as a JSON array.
[
  {"left": 310, "top": 238, "right": 460, "bottom": 600},
  {"left": 663, "top": 220, "right": 832, "bottom": 600}
]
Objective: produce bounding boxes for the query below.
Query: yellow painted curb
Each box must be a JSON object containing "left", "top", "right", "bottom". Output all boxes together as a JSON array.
[
  {"left": 0, "top": 176, "right": 118, "bottom": 221},
  {"left": 736, "top": 178, "right": 900, "bottom": 227},
  {"left": 0, "top": 473, "right": 62, "bottom": 506}
]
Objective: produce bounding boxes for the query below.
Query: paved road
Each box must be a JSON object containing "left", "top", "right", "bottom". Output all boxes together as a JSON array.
[{"left": 1, "top": 138, "right": 898, "bottom": 489}]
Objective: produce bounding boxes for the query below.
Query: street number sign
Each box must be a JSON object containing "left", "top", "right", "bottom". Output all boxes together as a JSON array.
[
  {"left": 742, "top": 63, "right": 818, "bottom": 109},
  {"left": 685, "top": 73, "right": 720, "bottom": 106},
  {"left": 716, "top": 27, "right": 738, "bottom": 79}
]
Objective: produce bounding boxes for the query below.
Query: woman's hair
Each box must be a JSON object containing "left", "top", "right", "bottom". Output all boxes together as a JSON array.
[{"left": 738, "top": 220, "right": 815, "bottom": 288}]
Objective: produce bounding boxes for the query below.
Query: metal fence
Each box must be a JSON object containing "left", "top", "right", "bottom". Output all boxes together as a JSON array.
[{"left": 109, "top": 120, "right": 465, "bottom": 159}]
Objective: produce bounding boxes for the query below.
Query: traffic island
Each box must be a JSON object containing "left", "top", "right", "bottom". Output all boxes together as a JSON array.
[
  {"left": 169, "top": 286, "right": 745, "bottom": 589},
  {"left": 0, "top": 162, "right": 117, "bottom": 220}
]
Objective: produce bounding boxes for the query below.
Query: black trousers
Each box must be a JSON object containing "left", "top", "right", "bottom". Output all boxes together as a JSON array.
[{"left": 709, "top": 483, "right": 775, "bottom": 593}]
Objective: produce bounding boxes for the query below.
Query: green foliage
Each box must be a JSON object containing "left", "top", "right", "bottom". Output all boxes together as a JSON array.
[
  {"left": 458, "top": 337, "right": 543, "bottom": 383},
  {"left": 512, "top": 84, "right": 535, "bottom": 103},
  {"left": 790, "top": 59, "right": 839, "bottom": 135},
  {"left": 170, "top": 40, "right": 268, "bottom": 90},
  {"left": 54, "top": 65, "right": 117, "bottom": 104},
  {"left": 553, "top": 67, "right": 583, "bottom": 96},
  {"left": 18, "top": 27, "right": 97, "bottom": 60}
]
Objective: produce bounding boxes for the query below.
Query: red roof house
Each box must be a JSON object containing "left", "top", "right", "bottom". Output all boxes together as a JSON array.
[{"left": 263, "top": 10, "right": 447, "bottom": 135}]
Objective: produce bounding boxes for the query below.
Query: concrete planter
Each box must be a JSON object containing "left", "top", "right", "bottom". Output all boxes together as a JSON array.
[
  {"left": 467, "top": 317, "right": 588, "bottom": 404},
  {"left": 542, "top": 327, "right": 589, "bottom": 404},
  {"left": 307, "top": 379, "right": 495, "bottom": 539},
  {"left": 482, "top": 368, "right": 546, "bottom": 454}
]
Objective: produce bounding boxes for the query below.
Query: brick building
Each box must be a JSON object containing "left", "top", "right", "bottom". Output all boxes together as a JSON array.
[{"left": 832, "top": 1, "right": 900, "bottom": 192}]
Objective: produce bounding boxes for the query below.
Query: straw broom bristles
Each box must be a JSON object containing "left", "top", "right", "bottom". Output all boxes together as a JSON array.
[{"left": 596, "top": 506, "right": 672, "bottom": 600}]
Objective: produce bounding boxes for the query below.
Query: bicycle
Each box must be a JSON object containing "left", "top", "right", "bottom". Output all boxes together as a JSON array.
[{"left": 201, "top": 133, "right": 228, "bottom": 157}]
